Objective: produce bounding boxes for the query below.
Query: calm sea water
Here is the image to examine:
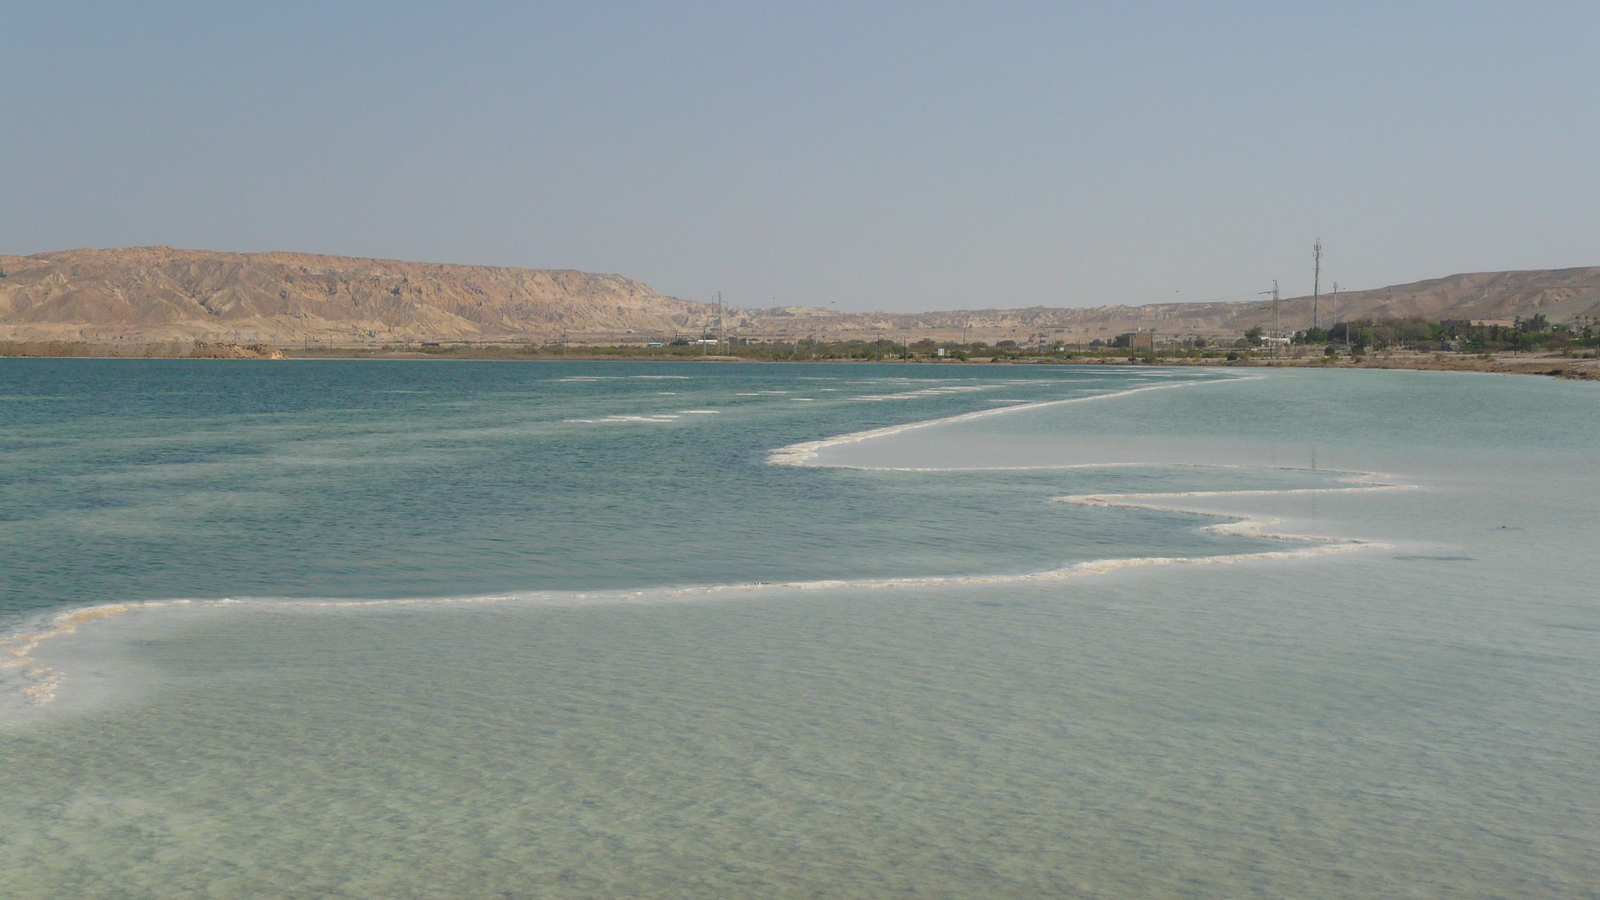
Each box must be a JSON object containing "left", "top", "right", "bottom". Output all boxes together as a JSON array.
[
  {"left": 1, "top": 360, "right": 1597, "bottom": 898},
  {"left": 0, "top": 360, "right": 1264, "bottom": 615}
]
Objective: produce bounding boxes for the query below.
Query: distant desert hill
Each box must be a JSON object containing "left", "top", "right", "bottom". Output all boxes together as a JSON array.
[
  {"left": 3, "top": 247, "right": 1598, "bottom": 346},
  {"left": 731, "top": 268, "right": 1600, "bottom": 344},
  {"left": 0, "top": 247, "right": 722, "bottom": 344}
]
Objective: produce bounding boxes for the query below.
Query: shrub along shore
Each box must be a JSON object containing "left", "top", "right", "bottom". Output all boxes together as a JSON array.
[{"left": 4, "top": 337, "right": 1596, "bottom": 381}]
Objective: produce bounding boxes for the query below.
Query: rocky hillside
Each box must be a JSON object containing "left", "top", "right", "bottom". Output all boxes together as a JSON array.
[
  {"left": 0, "top": 247, "right": 723, "bottom": 344},
  {"left": 3, "top": 247, "right": 1596, "bottom": 346},
  {"left": 735, "top": 268, "right": 1600, "bottom": 344}
]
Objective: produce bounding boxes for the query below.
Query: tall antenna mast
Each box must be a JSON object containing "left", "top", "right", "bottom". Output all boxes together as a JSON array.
[
  {"left": 716, "top": 291, "right": 724, "bottom": 353},
  {"left": 1312, "top": 239, "right": 1322, "bottom": 331}
]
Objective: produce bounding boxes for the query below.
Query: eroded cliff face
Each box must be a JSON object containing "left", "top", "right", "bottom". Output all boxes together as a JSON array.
[{"left": 0, "top": 247, "right": 721, "bottom": 344}]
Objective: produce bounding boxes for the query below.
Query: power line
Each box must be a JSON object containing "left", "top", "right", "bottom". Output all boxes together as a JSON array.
[
  {"left": 1312, "top": 238, "right": 1322, "bottom": 331},
  {"left": 1259, "top": 279, "right": 1281, "bottom": 358}
]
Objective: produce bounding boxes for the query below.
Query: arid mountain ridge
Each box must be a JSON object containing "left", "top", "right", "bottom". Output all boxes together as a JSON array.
[
  {"left": 3, "top": 247, "right": 1598, "bottom": 346},
  {"left": 0, "top": 247, "right": 713, "bottom": 346}
]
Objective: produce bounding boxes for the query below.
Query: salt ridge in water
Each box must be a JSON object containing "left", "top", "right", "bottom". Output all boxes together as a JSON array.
[
  {"left": 4, "top": 374, "right": 1399, "bottom": 714},
  {"left": 3, "top": 363, "right": 1597, "bottom": 897}
]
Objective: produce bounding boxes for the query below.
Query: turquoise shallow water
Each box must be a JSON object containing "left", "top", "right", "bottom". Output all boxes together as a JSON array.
[
  {"left": 2, "top": 361, "right": 1598, "bottom": 898},
  {"left": 0, "top": 360, "right": 1269, "bottom": 614}
]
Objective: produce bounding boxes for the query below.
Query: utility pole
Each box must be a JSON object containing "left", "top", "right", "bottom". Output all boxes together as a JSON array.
[
  {"left": 1259, "top": 280, "right": 1281, "bottom": 358},
  {"left": 716, "top": 291, "right": 724, "bottom": 354},
  {"left": 1254, "top": 278, "right": 1280, "bottom": 355},
  {"left": 1324, "top": 281, "right": 1337, "bottom": 349},
  {"left": 1274, "top": 280, "right": 1281, "bottom": 347},
  {"left": 1312, "top": 239, "right": 1322, "bottom": 332}
]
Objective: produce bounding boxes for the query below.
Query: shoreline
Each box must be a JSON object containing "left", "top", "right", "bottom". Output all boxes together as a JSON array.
[{"left": 3, "top": 340, "right": 1597, "bottom": 380}]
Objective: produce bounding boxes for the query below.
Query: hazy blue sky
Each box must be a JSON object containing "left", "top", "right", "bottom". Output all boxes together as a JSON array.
[{"left": 4, "top": 2, "right": 1596, "bottom": 311}]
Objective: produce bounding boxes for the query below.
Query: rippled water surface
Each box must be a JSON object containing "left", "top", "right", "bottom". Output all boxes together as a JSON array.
[{"left": 2, "top": 360, "right": 1597, "bottom": 898}]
